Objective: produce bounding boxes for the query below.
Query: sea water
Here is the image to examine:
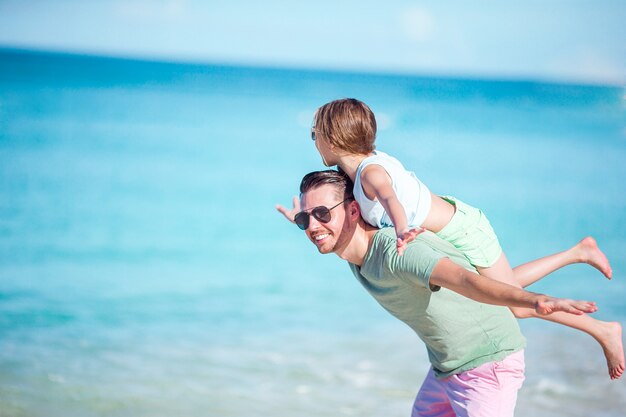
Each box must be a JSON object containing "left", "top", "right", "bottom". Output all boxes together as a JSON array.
[{"left": 0, "top": 49, "right": 625, "bottom": 417}]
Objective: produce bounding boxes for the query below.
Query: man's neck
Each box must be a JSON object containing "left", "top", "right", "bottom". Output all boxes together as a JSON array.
[{"left": 335, "top": 222, "right": 378, "bottom": 266}]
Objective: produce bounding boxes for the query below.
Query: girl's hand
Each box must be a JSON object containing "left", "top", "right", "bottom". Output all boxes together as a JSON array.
[
  {"left": 396, "top": 227, "right": 425, "bottom": 256},
  {"left": 275, "top": 196, "right": 301, "bottom": 224}
]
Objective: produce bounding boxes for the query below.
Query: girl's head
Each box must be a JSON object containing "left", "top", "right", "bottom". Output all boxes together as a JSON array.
[{"left": 312, "top": 98, "right": 377, "bottom": 157}]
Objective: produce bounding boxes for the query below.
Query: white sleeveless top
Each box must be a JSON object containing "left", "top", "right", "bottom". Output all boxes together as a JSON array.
[{"left": 353, "top": 151, "right": 432, "bottom": 228}]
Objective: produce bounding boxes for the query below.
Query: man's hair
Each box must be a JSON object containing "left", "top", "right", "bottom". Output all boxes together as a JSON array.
[
  {"left": 299, "top": 169, "right": 355, "bottom": 201},
  {"left": 314, "top": 98, "right": 376, "bottom": 155}
]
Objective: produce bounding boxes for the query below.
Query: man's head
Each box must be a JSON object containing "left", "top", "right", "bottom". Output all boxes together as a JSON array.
[
  {"left": 296, "top": 170, "right": 360, "bottom": 255},
  {"left": 312, "top": 98, "right": 377, "bottom": 157},
  {"left": 299, "top": 169, "right": 354, "bottom": 201}
]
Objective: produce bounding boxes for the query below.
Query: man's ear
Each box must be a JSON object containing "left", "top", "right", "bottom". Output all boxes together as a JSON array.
[{"left": 349, "top": 200, "right": 360, "bottom": 221}]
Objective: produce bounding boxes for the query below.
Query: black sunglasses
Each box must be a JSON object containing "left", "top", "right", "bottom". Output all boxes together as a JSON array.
[
  {"left": 310, "top": 127, "right": 316, "bottom": 141},
  {"left": 294, "top": 198, "right": 350, "bottom": 230}
]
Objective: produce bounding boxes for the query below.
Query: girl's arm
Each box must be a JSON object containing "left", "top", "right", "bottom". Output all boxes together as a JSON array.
[{"left": 361, "top": 165, "right": 422, "bottom": 255}]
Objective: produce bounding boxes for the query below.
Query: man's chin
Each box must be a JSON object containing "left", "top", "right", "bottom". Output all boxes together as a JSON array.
[
  {"left": 314, "top": 244, "right": 332, "bottom": 254},
  {"left": 311, "top": 240, "right": 333, "bottom": 254}
]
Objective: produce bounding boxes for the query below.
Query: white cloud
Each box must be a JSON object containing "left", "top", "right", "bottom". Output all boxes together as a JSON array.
[
  {"left": 376, "top": 113, "right": 392, "bottom": 130},
  {"left": 297, "top": 110, "right": 316, "bottom": 128},
  {"left": 400, "top": 6, "right": 435, "bottom": 43},
  {"left": 546, "top": 45, "right": 625, "bottom": 85}
]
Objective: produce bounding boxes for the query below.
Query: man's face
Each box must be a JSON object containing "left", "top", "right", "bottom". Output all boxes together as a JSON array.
[{"left": 300, "top": 184, "right": 354, "bottom": 255}]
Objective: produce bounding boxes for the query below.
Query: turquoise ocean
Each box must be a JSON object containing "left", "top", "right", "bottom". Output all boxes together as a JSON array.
[{"left": 1, "top": 49, "right": 625, "bottom": 417}]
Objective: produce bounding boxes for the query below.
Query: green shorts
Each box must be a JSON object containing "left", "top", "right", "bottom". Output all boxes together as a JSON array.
[{"left": 435, "top": 196, "right": 503, "bottom": 268}]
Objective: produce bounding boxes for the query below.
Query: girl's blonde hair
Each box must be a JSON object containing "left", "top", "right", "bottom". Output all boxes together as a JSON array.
[{"left": 314, "top": 98, "right": 376, "bottom": 155}]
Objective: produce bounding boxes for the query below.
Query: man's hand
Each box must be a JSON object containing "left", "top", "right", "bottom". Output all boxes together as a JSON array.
[
  {"left": 396, "top": 227, "right": 424, "bottom": 256},
  {"left": 275, "top": 196, "right": 301, "bottom": 224},
  {"left": 535, "top": 297, "right": 598, "bottom": 316}
]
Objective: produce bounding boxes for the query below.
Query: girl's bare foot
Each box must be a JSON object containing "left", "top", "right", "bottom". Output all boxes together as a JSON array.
[
  {"left": 577, "top": 237, "right": 612, "bottom": 279},
  {"left": 597, "top": 322, "right": 624, "bottom": 380}
]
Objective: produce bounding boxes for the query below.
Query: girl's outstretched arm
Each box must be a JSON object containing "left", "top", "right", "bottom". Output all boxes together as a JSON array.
[{"left": 361, "top": 164, "right": 422, "bottom": 255}]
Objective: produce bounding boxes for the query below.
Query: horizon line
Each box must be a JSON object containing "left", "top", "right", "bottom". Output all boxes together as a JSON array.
[{"left": 0, "top": 44, "right": 621, "bottom": 90}]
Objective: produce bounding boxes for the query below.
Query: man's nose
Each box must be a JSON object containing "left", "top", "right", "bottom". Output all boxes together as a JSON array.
[{"left": 307, "top": 214, "right": 324, "bottom": 231}]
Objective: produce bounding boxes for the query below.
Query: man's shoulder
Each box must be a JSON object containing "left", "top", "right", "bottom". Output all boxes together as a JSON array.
[
  {"left": 374, "top": 228, "right": 474, "bottom": 270},
  {"left": 375, "top": 228, "right": 449, "bottom": 251},
  {"left": 370, "top": 228, "right": 444, "bottom": 267},
  {"left": 365, "top": 228, "right": 443, "bottom": 289},
  {"left": 410, "top": 230, "right": 477, "bottom": 272},
  {"left": 373, "top": 227, "right": 397, "bottom": 244}
]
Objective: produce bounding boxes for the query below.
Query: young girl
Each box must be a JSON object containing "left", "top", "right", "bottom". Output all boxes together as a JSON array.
[{"left": 277, "top": 98, "right": 624, "bottom": 380}]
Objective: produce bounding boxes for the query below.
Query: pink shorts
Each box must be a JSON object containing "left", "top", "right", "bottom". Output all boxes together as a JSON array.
[{"left": 412, "top": 350, "right": 525, "bottom": 417}]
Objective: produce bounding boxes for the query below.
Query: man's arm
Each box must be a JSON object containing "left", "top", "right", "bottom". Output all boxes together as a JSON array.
[{"left": 429, "top": 258, "right": 597, "bottom": 315}]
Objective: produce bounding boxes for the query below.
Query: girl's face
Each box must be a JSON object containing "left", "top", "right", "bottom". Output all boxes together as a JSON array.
[
  {"left": 314, "top": 133, "right": 337, "bottom": 167},
  {"left": 311, "top": 114, "right": 338, "bottom": 166}
]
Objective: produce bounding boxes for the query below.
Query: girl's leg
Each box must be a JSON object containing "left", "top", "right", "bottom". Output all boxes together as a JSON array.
[
  {"left": 476, "top": 241, "right": 623, "bottom": 380},
  {"left": 514, "top": 308, "right": 623, "bottom": 380},
  {"left": 512, "top": 237, "right": 612, "bottom": 288}
]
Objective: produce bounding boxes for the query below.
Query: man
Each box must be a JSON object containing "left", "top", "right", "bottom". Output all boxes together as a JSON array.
[{"left": 277, "top": 169, "right": 597, "bottom": 417}]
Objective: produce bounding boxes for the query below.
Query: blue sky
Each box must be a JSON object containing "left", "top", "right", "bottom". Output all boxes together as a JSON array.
[{"left": 0, "top": 0, "right": 624, "bottom": 85}]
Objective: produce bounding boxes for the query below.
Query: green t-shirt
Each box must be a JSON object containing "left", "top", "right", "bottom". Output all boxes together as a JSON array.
[{"left": 349, "top": 228, "right": 526, "bottom": 378}]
